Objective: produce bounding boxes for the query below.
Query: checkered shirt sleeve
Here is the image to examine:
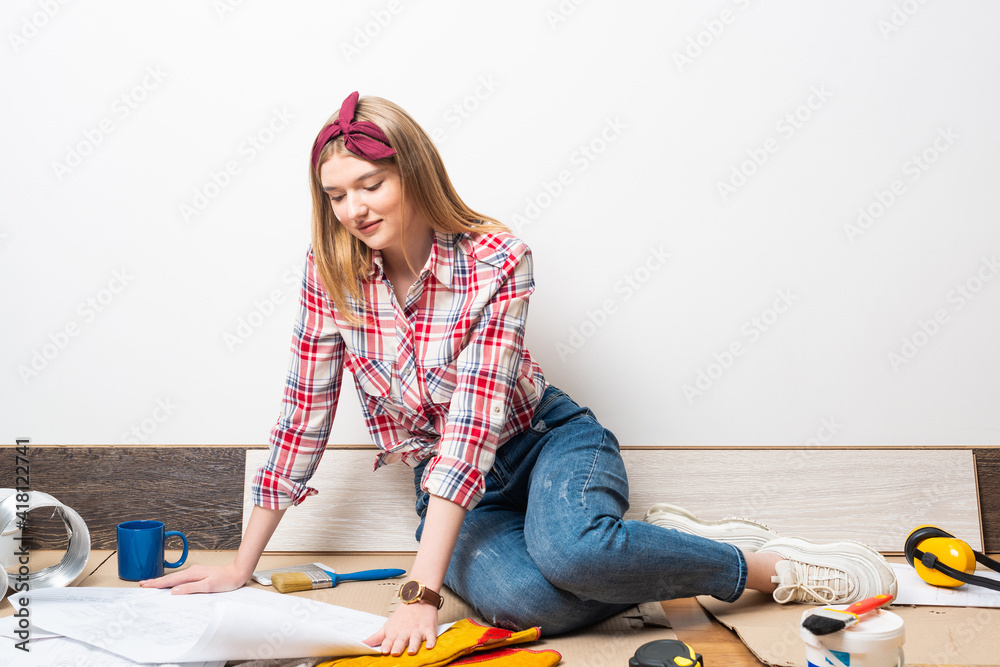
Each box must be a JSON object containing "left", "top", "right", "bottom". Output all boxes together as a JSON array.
[{"left": 251, "top": 249, "right": 345, "bottom": 509}]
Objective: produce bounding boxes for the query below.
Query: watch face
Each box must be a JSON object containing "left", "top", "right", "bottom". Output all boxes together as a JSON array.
[{"left": 400, "top": 580, "right": 421, "bottom": 602}]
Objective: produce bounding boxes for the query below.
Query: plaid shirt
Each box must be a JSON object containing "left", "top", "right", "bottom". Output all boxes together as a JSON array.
[{"left": 251, "top": 230, "right": 547, "bottom": 511}]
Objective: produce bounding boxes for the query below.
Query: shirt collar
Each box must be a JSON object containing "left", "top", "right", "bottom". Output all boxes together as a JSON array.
[
  {"left": 367, "top": 231, "right": 455, "bottom": 288},
  {"left": 428, "top": 231, "right": 455, "bottom": 288}
]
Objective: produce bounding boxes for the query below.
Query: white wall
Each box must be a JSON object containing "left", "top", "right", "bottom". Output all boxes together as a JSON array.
[{"left": 3, "top": 0, "right": 998, "bottom": 447}]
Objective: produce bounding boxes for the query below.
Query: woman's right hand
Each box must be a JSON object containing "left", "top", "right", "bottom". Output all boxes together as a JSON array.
[
  {"left": 141, "top": 505, "right": 286, "bottom": 595},
  {"left": 139, "top": 562, "right": 250, "bottom": 595}
]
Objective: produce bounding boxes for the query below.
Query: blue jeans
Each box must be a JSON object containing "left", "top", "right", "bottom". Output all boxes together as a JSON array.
[{"left": 413, "top": 385, "right": 747, "bottom": 635}]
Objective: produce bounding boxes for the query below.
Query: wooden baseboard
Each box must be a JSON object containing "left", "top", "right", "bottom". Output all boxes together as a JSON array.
[
  {"left": 0, "top": 446, "right": 246, "bottom": 549},
  {"left": 976, "top": 448, "right": 1000, "bottom": 552}
]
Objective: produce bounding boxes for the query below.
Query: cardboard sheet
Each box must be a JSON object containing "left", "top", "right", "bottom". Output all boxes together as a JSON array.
[{"left": 698, "top": 590, "right": 1000, "bottom": 666}]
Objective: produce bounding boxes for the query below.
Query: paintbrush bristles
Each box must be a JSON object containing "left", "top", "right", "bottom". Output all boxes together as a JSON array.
[
  {"left": 803, "top": 608, "right": 857, "bottom": 636},
  {"left": 271, "top": 572, "right": 323, "bottom": 594}
]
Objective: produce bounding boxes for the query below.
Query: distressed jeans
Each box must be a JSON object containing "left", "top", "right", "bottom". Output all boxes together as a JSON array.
[{"left": 413, "top": 384, "right": 747, "bottom": 635}]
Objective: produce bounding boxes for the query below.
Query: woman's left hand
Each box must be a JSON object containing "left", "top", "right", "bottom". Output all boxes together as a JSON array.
[
  {"left": 364, "top": 601, "right": 440, "bottom": 656},
  {"left": 365, "top": 494, "right": 465, "bottom": 655}
]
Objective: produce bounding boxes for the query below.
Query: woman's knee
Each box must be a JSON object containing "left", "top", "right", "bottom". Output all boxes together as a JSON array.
[{"left": 527, "top": 516, "right": 627, "bottom": 598}]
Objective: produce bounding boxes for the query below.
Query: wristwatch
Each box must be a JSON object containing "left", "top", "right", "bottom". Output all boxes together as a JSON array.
[{"left": 398, "top": 580, "right": 444, "bottom": 609}]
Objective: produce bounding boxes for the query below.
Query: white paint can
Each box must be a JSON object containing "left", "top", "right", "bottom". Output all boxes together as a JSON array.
[{"left": 800, "top": 606, "right": 905, "bottom": 667}]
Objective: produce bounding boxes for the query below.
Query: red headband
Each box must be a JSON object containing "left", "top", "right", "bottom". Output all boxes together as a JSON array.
[{"left": 310, "top": 91, "right": 396, "bottom": 170}]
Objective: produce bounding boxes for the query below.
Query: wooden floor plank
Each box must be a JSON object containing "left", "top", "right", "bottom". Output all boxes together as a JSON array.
[
  {"left": 661, "top": 597, "right": 763, "bottom": 665},
  {"left": 249, "top": 448, "right": 981, "bottom": 553}
]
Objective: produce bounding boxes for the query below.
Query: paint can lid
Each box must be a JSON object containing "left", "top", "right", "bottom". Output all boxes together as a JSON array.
[{"left": 801, "top": 607, "right": 906, "bottom": 647}]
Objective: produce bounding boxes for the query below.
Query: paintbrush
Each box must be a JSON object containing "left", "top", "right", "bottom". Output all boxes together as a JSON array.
[
  {"left": 802, "top": 594, "right": 894, "bottom": 636},
  {"left": 271, "top": 567, "right": 406, "bottom": 594}
]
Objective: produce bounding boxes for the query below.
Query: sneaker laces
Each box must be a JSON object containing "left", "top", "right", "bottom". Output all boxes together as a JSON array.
[{"left": 771, "top": 559, "right": 854, "bottom": 604}]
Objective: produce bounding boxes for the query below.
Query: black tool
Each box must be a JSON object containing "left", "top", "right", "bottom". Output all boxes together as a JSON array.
[{"left": 629, "top": 639, "right": 703, "bottom": 667}]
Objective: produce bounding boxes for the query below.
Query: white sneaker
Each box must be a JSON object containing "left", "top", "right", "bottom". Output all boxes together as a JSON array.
[
  {"left": 758, "top": 536, "right": 898, "bottom": 604},
  {"left": 643, "top": 503, "right": 781, "bottom": 552}
]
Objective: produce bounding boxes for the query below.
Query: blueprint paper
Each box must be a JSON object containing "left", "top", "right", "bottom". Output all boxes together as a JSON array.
[
  {"left": 0, "top": 632, "right": 224, "bottom": 667},
  {"left": 19, "top": 586, "right": 388, "bottom": 662},
  {"left": 890, "top": 563, "right": 1000, "bottom": 607},
  {"left": 0, "top": 617, "right": 224, "bottom": 667}
]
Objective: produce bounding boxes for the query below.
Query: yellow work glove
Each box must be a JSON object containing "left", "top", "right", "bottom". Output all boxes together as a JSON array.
[
  {"left": 450, "top": 646, "right": 561, "bottom": 666},
  {"left": 318, "top": 618, "right": 560, "bottom": 667}
]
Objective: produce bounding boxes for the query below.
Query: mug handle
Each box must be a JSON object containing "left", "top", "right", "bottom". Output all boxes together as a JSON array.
[{"left": 163, "top": 531, "right": 189, "bottom": 568}]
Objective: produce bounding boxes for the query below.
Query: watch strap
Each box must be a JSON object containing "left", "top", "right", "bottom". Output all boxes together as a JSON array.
[
  {"left": 400, "top": 580, "right": 444, "bottom": 608},
  {"left": 419, "top": 585, "right": 443, "bottom": 609}
]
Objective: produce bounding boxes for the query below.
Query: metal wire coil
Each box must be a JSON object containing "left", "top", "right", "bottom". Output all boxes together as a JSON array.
[{"left": 0, "top": 490, "right": 91, "bottom": 590}]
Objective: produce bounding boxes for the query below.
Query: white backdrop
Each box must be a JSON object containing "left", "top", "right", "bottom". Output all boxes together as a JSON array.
[{"left": 3, "top": 0, "right": 998, "bottom": 447}]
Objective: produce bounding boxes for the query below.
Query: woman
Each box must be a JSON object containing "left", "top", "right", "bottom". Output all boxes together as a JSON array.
[{"left": 143, "top": 92, "right": 896, "bottom": 657}]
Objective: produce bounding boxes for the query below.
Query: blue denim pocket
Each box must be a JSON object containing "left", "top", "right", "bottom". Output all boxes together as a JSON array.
[{"left": 527, "top": 385, "right": 568, "bottom": 435}]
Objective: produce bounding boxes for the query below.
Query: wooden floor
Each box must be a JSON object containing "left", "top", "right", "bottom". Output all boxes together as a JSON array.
[{"left": 661, "top": 597, "right": 763, "bottom": 665}]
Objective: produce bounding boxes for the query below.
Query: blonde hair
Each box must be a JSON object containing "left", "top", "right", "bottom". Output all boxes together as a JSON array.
[{"left": 308, "top": 95, "right": 508, "bottom": 325}]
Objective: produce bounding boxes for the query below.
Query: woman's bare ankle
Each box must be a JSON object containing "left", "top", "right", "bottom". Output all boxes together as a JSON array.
[{"left": 744, "top": 550, "right": 783, "bottom": 594}]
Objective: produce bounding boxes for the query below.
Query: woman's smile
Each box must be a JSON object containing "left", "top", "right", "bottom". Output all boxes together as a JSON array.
[{"left": 357, "top": 218, "right": 382, "bottom": 234}]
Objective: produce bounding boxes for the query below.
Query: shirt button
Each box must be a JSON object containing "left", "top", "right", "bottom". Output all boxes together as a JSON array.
[
  {"left": 493, "top": 406, "right": 501, "bottom": 414},
  {"left": 402, "top": 366, "right": 413, "bottom": 378}
]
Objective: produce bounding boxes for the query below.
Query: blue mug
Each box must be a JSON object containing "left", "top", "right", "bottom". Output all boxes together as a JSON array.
[{"left": 117, "top": 520, "right": 189, "bottom": 581}]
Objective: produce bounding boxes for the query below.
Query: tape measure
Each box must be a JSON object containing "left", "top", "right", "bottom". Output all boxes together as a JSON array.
[{"left": 629, "top": 639, "right": 703, "bottom": 667}]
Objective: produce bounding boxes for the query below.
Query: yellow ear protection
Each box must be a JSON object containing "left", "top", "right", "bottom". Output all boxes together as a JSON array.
[{"left": 904, "top": 525, "right": 1000, "bottom": 590}]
